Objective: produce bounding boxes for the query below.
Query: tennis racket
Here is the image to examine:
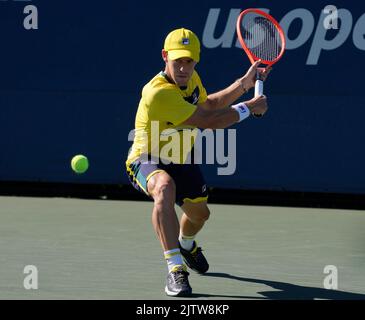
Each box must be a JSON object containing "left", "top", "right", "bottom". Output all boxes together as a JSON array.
[{"left": 236, "top": 9, "right": 286, "bottom": 109}]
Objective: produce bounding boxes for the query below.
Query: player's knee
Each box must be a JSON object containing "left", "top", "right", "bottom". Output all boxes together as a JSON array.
[
  {"left": 199, "top": 207, "right": 210, "bottom": 222},
  {"left": 188, "top": 205, "right": 210, "bottom": 223},
  {"left": 150, "top": 173, "right": 176, "bottom": 203}
]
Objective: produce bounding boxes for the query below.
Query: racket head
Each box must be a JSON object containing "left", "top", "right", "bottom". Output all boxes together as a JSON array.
[{"left": 236, "top": 8, "right": 286, "bottom": 66}]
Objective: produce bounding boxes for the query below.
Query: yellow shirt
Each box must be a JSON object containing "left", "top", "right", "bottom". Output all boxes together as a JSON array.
[{"left": 126, "top": 70, "right": 207, "bottom": 165}]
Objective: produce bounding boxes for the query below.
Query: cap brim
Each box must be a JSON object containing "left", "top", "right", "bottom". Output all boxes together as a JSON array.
[{"left": 167, "top": 49, "right": 199, "bottom": 63}]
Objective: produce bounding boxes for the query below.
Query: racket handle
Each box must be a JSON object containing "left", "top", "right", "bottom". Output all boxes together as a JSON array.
[{"left": 255, "top": 79, "right": 263, "bottom": 97}]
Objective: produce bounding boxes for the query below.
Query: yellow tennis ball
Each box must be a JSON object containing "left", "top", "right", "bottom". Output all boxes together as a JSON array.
[{"left": 71, "top": 155, "right": 89, "bottom": 174}]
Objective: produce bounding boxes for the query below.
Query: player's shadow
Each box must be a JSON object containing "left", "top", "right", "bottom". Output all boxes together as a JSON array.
[{"left": 192, "top": 272, "right": 365, "bottom": 300}]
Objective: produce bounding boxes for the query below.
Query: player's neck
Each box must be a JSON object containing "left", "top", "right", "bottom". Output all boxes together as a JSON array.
[
  {"left": 160, "top": 71, "right": 187, "bottom": 90},
  {"left": 160, "top": 71, "right": 174, "bottom": 84}
]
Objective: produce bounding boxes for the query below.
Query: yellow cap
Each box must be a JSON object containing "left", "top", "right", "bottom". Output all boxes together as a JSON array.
[{"left": 163, "top": 28, "right": 200, "bottom": 62}]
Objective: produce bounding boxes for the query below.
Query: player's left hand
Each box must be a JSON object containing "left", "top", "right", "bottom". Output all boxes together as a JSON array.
[
  {"left": 241, "top": 61, "right": 273, "bottom": 90},
  {"left": 257, "top": 65, "right": 272, "bottom": 81}
]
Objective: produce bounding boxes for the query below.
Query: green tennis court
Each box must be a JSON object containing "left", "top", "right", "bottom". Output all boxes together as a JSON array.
[{"left": 0, "top": 196, "right": 364, "bottom": 300}]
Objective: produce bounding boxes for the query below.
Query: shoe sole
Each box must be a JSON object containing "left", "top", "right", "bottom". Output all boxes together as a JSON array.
[{"left": 165, "top": 286, "right": 192, "bottom": 297}]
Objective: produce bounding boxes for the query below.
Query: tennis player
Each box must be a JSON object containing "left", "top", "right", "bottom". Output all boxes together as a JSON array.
[{"left": 126, "top": 28, "right": 270, "bottom": 296}]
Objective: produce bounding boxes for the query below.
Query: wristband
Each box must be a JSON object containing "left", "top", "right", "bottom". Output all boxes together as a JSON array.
[{"left": 231, "top": 102, "right": 250, "bottom": 122}]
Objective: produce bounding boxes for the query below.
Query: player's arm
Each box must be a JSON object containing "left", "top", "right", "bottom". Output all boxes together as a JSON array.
[
  {"left": 201, "top": 60, "right": 271, "bottom": 111},
  {"left": 182, "top": 95, "right": 268, "bottom": 129}
]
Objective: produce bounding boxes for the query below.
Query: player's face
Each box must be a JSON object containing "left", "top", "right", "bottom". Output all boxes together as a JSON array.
[{"left": 166, "top": 56, "right": 197, "bottom": 87}]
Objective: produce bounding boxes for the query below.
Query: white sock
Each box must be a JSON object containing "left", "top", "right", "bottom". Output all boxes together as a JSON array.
[
  {"left": 164, "top": 249, "right": 184, "bottom": 272},
  {"left": 179, "top": 233, "right": 195, "bottom": 252}
]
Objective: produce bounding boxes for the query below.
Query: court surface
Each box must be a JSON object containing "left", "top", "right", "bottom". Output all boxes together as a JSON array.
[{"left": 0, "top": 196, "right": 364, "bottom": 300}]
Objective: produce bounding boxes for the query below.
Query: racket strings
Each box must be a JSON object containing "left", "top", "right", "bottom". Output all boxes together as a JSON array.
[{"left": 240, "top": 13, "right": 282, "bottom": 62}]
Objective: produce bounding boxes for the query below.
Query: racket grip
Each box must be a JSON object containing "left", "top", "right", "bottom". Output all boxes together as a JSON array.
[{"left": 255, "top": 80, "right": 263, "bottom": 97}]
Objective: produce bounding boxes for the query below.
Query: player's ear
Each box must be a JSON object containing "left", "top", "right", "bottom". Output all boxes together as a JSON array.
[{"left": 161, "top": 49, "right": 168, "bottom": 63}]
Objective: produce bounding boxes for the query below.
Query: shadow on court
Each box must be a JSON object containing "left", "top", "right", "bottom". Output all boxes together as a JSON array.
[{"left": 191, "top": 273, "right": 365, "bottom": 300}]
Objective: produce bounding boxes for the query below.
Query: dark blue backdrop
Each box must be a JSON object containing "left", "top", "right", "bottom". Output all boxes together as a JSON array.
[{"left": 1, "top": 0, "right": 364, "bottom": 193}]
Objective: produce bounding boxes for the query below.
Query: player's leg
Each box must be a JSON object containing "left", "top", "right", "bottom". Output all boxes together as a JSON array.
[
  {"left": 178, "top": 200, "right": 210, "bottom": 274},
  {"left": 180, "top": 200, "right": 210, "bottom": 240},
  {"left": 147, "top": 171, "right": 180, "bottom": 251},
  {"left": 147, "top": 170, "right": 192, "bottom": 296}
]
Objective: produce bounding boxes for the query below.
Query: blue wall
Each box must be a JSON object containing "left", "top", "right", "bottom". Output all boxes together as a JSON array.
[{"left": 1, "top": 0, "right": 364, "bottom": 193}]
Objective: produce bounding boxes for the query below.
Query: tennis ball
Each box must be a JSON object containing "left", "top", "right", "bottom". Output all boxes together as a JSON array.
[{"left": 71, "top": 154, "right": 89, "bottom": 174}]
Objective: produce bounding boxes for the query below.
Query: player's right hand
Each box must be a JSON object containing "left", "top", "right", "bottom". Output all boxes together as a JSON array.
[{"left": 245, "top": 95, "right": 268, "bottom": 117}]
